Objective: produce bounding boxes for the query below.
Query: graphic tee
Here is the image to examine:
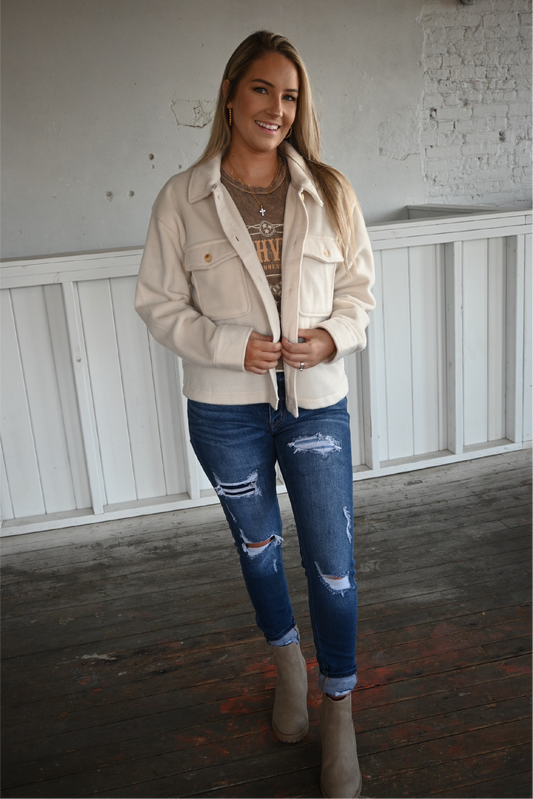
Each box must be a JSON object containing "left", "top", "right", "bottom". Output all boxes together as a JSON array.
[{"left": 221, "top": 158, "right": 290, "bottom": 319}]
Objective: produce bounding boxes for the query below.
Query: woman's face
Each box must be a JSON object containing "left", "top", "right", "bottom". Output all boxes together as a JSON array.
[{"left": 225, "top": 52, "right": 299, "bottom": 157}]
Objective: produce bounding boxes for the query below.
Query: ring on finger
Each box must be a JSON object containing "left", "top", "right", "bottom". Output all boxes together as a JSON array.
[{"left": 299, "top": 362, "right": 305, "bottom": 371}]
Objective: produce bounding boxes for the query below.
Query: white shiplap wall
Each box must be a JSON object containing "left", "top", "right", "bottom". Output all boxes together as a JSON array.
[
  {"left": 1, "top": 208, "right": 531, "bottom": 535},
  {"left": 373, "top": 243, "right": 447, "bottom": 463}
]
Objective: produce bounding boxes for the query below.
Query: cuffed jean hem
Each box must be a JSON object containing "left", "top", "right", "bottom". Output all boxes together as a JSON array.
[
  {"left": 268, "top": 625, "right": 300, "bottom": 647},
  {"left": 318, "top": 672, "right": 357, "bottom": 696}
]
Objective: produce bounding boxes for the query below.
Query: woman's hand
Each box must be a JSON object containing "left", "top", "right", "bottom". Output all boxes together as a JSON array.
[
  {"left": 244, "top": 331, "right": 282, "bottom": 374},
  {"left": 281, "top": 329, "right": 336, "bottom": 371}
]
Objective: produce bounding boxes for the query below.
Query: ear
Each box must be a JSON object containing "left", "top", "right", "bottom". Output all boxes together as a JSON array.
[{"left": 222, "top": 79, "right": 231, "bottom": 105}]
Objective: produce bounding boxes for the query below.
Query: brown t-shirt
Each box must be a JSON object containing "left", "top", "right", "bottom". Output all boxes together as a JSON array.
[{"left": 221, "top": 158, "right": 290, "bottom": 319}]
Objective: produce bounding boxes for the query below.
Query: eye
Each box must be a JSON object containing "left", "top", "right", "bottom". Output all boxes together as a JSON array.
[
  {"left": 253, "top": 86, "right": 267, "bottom": 94},
  {"left": 283, "top": 94, "right": 297, "bottom": 102}
]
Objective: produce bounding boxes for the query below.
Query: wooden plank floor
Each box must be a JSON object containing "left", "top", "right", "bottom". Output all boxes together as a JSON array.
[{"left": 1, "top": 449, "right": 531, "bottom": 798}]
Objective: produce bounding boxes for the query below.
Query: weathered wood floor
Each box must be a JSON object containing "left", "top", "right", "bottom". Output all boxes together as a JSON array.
[{"left": 1, "top": 449, "right": 531, "bottom": 798}]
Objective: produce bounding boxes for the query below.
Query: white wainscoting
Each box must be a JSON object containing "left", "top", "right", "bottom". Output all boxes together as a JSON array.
[{"left": 1, "top": 207, "right": 531, "bottom": 535}]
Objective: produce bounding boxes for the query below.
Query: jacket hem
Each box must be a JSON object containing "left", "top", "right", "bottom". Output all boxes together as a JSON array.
[
  {"left": 183, "top": 377, "right": 348, "bottom": 411},
  {"left": 183, "top": 384, "right": 275, "bottom": 407}
]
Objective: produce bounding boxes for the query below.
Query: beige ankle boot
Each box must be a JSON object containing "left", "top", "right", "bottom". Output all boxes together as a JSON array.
[
  {"left": 271, "top": 642, "right": 309, "bottom": 742},
  {"left": 320, "top": 692, "right": 362, "bottom": 798}
]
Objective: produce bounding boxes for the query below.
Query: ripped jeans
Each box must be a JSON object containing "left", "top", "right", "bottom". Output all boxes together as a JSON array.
[{"left": 187, "top": 374, "right": 357, "bottom": 696}]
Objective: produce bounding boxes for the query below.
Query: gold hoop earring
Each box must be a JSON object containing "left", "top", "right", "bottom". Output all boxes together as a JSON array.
[
  {"left": 285, "top": 126, "right": 292, "bottom": 139},
  {"left": 228, "top": 108, "right": 232, "bottom": 127}
]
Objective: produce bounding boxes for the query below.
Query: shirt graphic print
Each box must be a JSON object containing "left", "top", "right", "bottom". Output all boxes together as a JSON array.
[
  {"left": 221, "top": 159, "right": 290, "bottom": 318},
  {"left": 247, "top": 219, "right": 283, "bottom": 313}
]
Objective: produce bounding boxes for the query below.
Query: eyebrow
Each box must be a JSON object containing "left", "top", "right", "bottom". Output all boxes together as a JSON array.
[{"left": 250, "top": 78, "right": 299, "bottom": 94}]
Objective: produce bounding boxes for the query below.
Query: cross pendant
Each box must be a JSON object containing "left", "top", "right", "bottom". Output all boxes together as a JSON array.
[{"left": 259, "top": 207, "right": 266, "bottom": 216}]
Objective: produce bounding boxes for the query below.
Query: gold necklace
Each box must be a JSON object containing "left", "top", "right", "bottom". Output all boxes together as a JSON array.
[{"left": 229, "top": 158, "right": 279, "bottom": 217}]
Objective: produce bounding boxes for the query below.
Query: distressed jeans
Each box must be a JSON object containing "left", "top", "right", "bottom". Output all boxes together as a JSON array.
[{"left": 187, "top": 374, "right": 357, "bottom": 695}]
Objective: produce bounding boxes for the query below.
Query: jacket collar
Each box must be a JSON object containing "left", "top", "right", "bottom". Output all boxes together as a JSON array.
[{"left": 188, "top": 143, "right": 323, "bottom": 206}]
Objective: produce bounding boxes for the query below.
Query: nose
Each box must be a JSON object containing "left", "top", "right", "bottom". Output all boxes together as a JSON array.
[{"left": 268, "top": 95, "right": 283, "bottom": 118}]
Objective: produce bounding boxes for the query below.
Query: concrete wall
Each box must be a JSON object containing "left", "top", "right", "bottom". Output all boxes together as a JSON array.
[{"left": 1, "top": 0, "right": 531, "bottom": 259}]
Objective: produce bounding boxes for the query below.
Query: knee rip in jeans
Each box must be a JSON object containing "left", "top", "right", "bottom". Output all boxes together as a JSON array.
[
  {"left": 214, "top": 469, "right": 261, "bottom": 498},
  {"left": 315, "top": 562, "right": 352, "bottom": 596},
  {"left": 287, "top": 433, "right": 341, "bottom": 458},
  {"left": 241, "top": 531, "right": 283, "bottom": 559}
]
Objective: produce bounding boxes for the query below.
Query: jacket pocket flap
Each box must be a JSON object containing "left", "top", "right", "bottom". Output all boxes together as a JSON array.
[
  {"left": 303, "top": 237, "right": 343, "bottom": 264},
  {"left": 184, "top": 240, "right": 238, "bottom": 271}
]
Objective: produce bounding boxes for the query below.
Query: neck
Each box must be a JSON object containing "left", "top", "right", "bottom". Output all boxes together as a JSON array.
[{"left": 223, "top": 145, "right": 279, "bottom": 187}]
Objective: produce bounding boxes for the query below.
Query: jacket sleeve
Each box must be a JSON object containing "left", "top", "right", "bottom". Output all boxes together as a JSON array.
[
  {"left": 317, "top": 202, "right": 376, "bottom": 361},
  {"left": 135, "top": 201, "right": 253, "bottom": 371}
]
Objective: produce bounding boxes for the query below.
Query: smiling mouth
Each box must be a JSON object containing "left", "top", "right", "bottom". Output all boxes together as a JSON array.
[{"left": 255, "top": 121, "right": 280, "bottom": 131}]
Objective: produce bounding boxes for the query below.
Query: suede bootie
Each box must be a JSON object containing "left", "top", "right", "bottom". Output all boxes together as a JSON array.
[
  {"left": 320, "top": 692, "right": 362, "bottom": 798},
  {"left": 271, "top": 642, "right": 309, "bottom": 743}
]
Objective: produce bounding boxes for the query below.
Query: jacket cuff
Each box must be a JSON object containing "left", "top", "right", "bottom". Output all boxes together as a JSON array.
[
  {"left": 318, "top": 318, "right": 366, "bottom": 362},
  {"left": 214, "top": 325, "right": 253, "bottom": 371}
]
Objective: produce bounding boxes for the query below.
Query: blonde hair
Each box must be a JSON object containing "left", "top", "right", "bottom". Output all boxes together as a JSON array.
[{"left": 197, "top": 31, "right": 359, "bottom": 267}]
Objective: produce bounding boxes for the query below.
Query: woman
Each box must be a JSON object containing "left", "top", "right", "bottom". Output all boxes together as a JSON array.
[{"left": 135, "top": 31, "right": 375, "bottom": 799}]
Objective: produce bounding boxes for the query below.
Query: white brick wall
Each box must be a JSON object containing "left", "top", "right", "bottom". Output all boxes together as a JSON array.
[{"left": 419, "top": 0, "right": 532, "bottom": 207}]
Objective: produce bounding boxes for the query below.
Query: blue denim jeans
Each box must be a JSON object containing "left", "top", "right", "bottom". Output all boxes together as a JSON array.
[{"left": 188, "top": 374, "right": 357, "bottom": 696}]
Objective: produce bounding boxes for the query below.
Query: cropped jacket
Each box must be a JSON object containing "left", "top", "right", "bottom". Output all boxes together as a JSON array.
[{"left": 135, "top": 142, "right": 375, "bottom": 418}]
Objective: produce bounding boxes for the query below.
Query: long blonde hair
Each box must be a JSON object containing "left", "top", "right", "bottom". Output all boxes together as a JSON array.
[{"left": 197, "top": 31, "right": 359, "bottom": 267}]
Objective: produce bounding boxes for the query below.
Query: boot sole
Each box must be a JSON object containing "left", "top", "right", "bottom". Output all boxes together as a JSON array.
[
  {"left": 320, "top": 771, "right": 362, "bottom": 798},
  {"left": 272, "top": 720, "right": 309, "bottom": 743}
]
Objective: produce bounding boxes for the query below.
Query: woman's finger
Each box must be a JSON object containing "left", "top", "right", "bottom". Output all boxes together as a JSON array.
[
  {"left": 281, "top": 329, "right": 335, "bottom": 369},
  {"left": 245, "top": 331, "right": 282, "bottom": 373}
]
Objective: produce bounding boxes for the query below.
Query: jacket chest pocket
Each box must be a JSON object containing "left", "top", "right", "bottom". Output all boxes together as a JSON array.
[
  {"left": 184, "top": 240, "right": 251, "bottom": 320},
  {"left": 299, "top": 237, "right": 342, "bottom": 317}
]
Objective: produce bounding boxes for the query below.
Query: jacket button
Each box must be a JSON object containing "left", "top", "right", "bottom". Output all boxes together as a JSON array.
[
  {"left": 323, "top": 249, "right": 330, "bottom": 257},
  {"left": 204, "top": 254, "right": 212, "bottom": 263}
]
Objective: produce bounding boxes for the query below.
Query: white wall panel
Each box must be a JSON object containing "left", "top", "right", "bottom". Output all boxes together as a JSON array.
[
  {"left": 381, "top": 248, "right": 414, "bottom": 460},
  {"left": 444, "top": 242, "right": 464, "bottom": 455},
  {"left": 409, "top": 244, "right": 446, "bottom": 455},
  {"left": 524, "top": 234, "right": 532, "bottom": 442},
  {"left": 11, "top": 286, "right": 79, "bottom": 513},
  {"left": 43, "top": 284, "right": 92, "bottom": 509},
  {"left": 111, "top": 276, "right": 167, "bottom": 501},
  {"left": 345, "top": 353, "right": 364, "bottom": 467},
  {"left": 372, "top": 252, "right": 388, "bottom": 461},
  {"left": 505, "top": 236, "right": 525, "bottom": 445},
  {"left": 463, "top": 239, "right": 489, "bottom": 447},
  {"left": 374, "top": 244, "right": 446, "bottom": 462},
  {"left": 1, "top": 441, "right": 14, "bottom": 522},
  {"left": 174, "top": 357, "right": 209, "bottom": 497},
  {"left": 148, "top": 340, "right": 189, "bottom": 496},
  {"left": 463, "top": 238, "right": 508, "bottom": 447},
  {"left": 487, "top": 238, "right": 507, "bottom": 442},
  {"left": 0, "top": 290, "right": 45, "bottom": 517},
  {"left": 77, "top": 279, "right": 135, "bottom": 505}
]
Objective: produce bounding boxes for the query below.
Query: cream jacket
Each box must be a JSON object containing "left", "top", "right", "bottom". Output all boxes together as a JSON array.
[{"left": 135, "top": 143, "right": 375, "bottom": 418}]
